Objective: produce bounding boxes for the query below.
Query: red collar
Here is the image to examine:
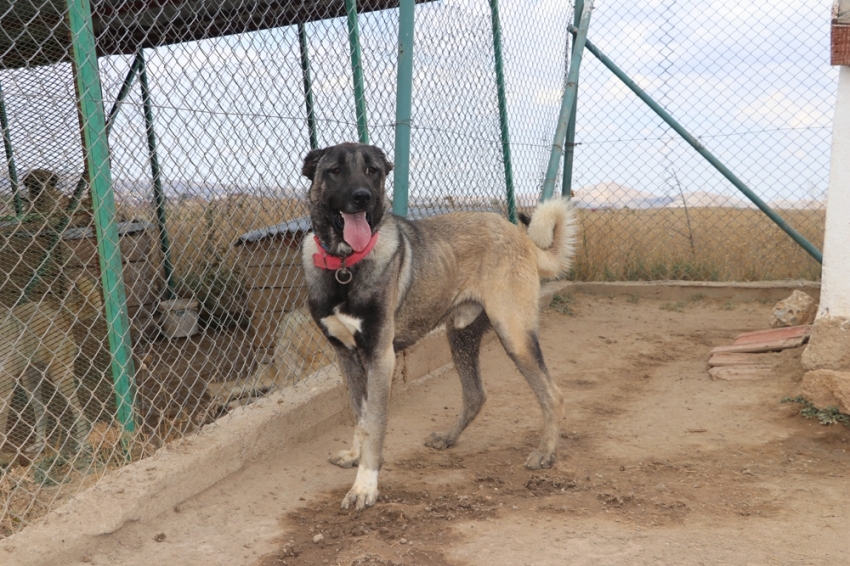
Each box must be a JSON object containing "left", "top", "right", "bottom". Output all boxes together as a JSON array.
[{"left": 312, "top": 232, "right": 380, "bottom": 271}]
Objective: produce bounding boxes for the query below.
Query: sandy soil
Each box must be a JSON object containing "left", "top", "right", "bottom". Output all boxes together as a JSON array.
[{"left": 62, "top": 292, "right": 849, "bottom": 566}]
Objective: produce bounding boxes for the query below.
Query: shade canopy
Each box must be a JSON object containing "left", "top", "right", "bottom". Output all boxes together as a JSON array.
[{"left": 0, "top": 0, "right": 429, "bottom": 69}]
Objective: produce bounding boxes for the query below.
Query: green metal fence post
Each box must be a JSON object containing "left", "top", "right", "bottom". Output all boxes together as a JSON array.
[
  {"left": 23, "top": 54, "right": 143, "bottom": 299},
  {"left": 568, "top": 26, "right": 823, "bottom": 264},
  {"left": 0, "top": 80, "right": 22, "bottom": 215},
  {"left": 66, "top": 0, "right": 137, "bottom": 434},
  {"left": 298, "top": 23, "right": 319, "bottom": 151},
  {"left": 345, "top": 0, "right": 370, "bottom": 144},
  {"left": 541, "top": 0, "right": 593, "bottom": 202},
  {"left": 393, "top": 0, "right": 415, "bottom": 217},
  {"left": 488, "top": 0, "right": 517, "bottom": 223},
  {"left": 138, "top": 50, "right": 177, "bottom": 300},
  {"left": 561, "top": 0, "right": 583, "bottom": 198}
]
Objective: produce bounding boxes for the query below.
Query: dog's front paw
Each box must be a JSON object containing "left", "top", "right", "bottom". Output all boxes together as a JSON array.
[
  {"left": 424, "top": 432, "right": 456, "bottom": 451},
  {"left": 341, "top": 468, "right": 379, "bottom": 511},
  {"left": 329, "top": 449, "right": 359, "bottom": 468},
  {"left": 524, "top": 450, "right": 556, "bottom": 470}
]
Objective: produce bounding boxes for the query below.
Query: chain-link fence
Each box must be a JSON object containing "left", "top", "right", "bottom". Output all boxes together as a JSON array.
[{"left": 0, "top": 0, "right": 837, "bottom": 535}]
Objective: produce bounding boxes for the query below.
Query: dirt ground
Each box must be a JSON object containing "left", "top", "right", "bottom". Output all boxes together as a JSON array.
[{"left": 61, "top": 292, "right": 849, "bottom": 566}]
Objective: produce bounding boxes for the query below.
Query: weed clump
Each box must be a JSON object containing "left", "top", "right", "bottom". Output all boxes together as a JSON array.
[{"left": 781, "top": 396, "right": 850, "bottom": 426}]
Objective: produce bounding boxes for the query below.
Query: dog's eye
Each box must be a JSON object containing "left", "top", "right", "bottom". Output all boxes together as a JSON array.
[
  {"left": 330, "top": 167, "right": 341, "bottom": 175},
  {"left": 366, "top": 166, "right": 377, "bottom": 175}
]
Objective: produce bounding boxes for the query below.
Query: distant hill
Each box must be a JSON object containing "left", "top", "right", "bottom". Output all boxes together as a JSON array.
[
  {"left": 666, "top": 190, "right": 752, "bottom": 209},
  {"left": 767, "top": 198, "right": 825, "bottom": 210},
  {"left": 111, "top": 179, "right": 303, "bottom": 205},
  {"left": 573, "top": 181, "right": 673, "bottom": 209}
]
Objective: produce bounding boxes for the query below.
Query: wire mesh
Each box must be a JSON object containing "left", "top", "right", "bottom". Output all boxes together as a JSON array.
[
  {"left": 0, "top": 0, "right": 838, "bottom": 535},
  {"left": 568, "top": 2, "right": 834, "bottom": 281}
]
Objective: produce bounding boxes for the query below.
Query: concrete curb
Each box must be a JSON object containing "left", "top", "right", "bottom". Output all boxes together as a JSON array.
[
  {"left": 1, "top": 372, "right": 349, "bottom": 566},
  {"left": 555, "top": 280, "right": 821, "bottom": 302},
  {"left": 0, "top": 279, "right": 820, "bottom": 565}
]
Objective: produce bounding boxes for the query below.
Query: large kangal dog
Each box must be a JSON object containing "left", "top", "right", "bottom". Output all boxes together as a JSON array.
[{"left": 301, "top": 143, "right": 575, "bottom": 510}]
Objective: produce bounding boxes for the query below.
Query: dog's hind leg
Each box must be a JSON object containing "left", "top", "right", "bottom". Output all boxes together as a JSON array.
[
  {"left": 0, "top": 364, "right": 17, "bottom": 455},
  {"left": 330, "top": 347, "right": 368, "bottom": 468},
  {"left": 48, "top": 343, "right": 90, "bottom": 453},
  {"left": 489, "top": 306, "right": 564, "bottom": 470},
  {"left": 425, "top": 311, "right": 490, "bottom": 450},
  {"left": 21, "top": 370, "right": 47, "bottom": 455}
]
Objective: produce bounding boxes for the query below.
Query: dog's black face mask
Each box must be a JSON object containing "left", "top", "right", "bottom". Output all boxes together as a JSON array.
[{"left": 302, "top": 143, "right": 393, "bottom": 255}]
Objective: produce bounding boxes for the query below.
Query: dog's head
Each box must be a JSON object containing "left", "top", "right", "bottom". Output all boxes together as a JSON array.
[
  {"left": 302, "top": 143, "right": 393, "bottom": 255},
  {"left": 24, "top": 169, "right": 63, "bottom": 213}
]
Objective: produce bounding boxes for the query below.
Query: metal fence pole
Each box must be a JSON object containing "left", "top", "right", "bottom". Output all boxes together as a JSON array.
[
  {"left": 106, "top": 53, "right": 144, "bottom": 136},
  {"left": 570, "top": 26, "right": 823, "bottom": 264},
  {"left": 393, "top": 0, "right": 415, "bottom": 217},
  {"left": 488, "top": 0, "right": 517, "bottom": 223},
  {"left": 66, "top": 0, "right": 137, "bottom": 434},
  {"left": 540, "top": 1, "right": 593, "bottom": 202},
  {"left": 298, "top": 23, "right": 319, "bottom": 151},
  {"left": 138, "top": 50, "right": 177, "bottom": 299},
  {"left": 345, "top": 0, "right": 369, "bottom": 144},
  {"left": 0, "top": 80, "right": 22, "bottom": 215},
  {"left": 21, "top": 55, "right": 142, "bottom": 298},
  {"left": 561, "top": 0, "right": 583, "bottom": 198},
  {"left": 22, "top": 53, "right": 142, "bottom": 286}
]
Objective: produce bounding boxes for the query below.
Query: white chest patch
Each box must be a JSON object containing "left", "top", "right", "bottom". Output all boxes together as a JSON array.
[{"left": 321, "top": 306, "right": 363, "bottom": 349}]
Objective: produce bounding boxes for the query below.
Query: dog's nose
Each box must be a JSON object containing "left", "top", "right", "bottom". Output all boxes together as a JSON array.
[{"left": 352, "top": 188, "right": 372, "bottom": 207}]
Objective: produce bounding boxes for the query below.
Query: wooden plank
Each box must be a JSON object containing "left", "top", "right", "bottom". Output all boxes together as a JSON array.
[
  {"left": 247, "top": 287, "right": 307, "bottom": 315},
  {"left": 66, "top": 260, "right": 157, "bottom": 309},
  {"left": 62, "top": 230, "right": 152, "bottom": 267},
  {"left": 708, "top": 353, "right": 767, "bottom": 368},
  {"left": 709, "top": 366, "right": 773, "bottom": 381},
  {"left": 734, "top": 325, "right": 811, "bottom": 344},
  {"left": 710, "top": 336, "right": 806, "bottom": 355},
  {"left": 237, "top": 238, "right": 303, "bottom": 268},
  {"left": 122, "top": 261, "right": 158, "bottom": 309},
  {"left": 242, "top": 264, "right": 305, "bottom": 289}
]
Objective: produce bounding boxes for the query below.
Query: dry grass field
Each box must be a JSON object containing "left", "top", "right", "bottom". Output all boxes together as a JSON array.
[{"left": 572, "top": 207, "right": 824, "bottom": 282}]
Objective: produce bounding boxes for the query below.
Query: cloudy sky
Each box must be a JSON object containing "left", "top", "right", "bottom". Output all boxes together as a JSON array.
[{"left": 0, "top": 0, "right": 839, "bottom": 209}]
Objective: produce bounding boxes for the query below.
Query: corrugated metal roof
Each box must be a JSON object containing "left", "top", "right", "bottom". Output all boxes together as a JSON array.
[
  {"left": 0, "top": 220, "right": 152, "bottom": 238},
  {"left": 234, "top": 216, "right": 312, "bottom": 245},
  {"left": 0, "top": 0, "right": 435, "bottom": 69}
]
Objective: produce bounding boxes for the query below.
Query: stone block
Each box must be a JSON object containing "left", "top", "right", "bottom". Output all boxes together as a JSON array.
[
  {"left": 802, "top": 316, "right": 850, "bottom": 371},
  {"left": 801, "top": 369, "right": 850, "bottom": 413},
  {"left": 770, "top": 290, "right": 817, "bottom": 328}
]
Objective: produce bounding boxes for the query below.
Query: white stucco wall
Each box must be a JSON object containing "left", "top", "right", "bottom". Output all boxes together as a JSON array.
[{"left": 819, "top": 65, "right": 850, "bottom": 319}]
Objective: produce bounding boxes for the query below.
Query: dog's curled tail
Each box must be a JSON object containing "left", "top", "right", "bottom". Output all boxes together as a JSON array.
[{"left": 525, "top": 197, "right": 577, "bottom": 279}]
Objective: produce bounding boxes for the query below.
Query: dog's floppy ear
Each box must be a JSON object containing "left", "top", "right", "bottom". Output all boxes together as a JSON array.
[
  {"left": 302, "top": 148, "right": 327, "bottom": 181},
  {"left": 369, "top": 145, "right": 393, "bottom": 175}
]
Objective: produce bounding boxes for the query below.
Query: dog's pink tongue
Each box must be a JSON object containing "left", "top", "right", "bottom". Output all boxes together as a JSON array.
[{"left": 341, "top": 212, "right": 372, "bottom": 252}]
